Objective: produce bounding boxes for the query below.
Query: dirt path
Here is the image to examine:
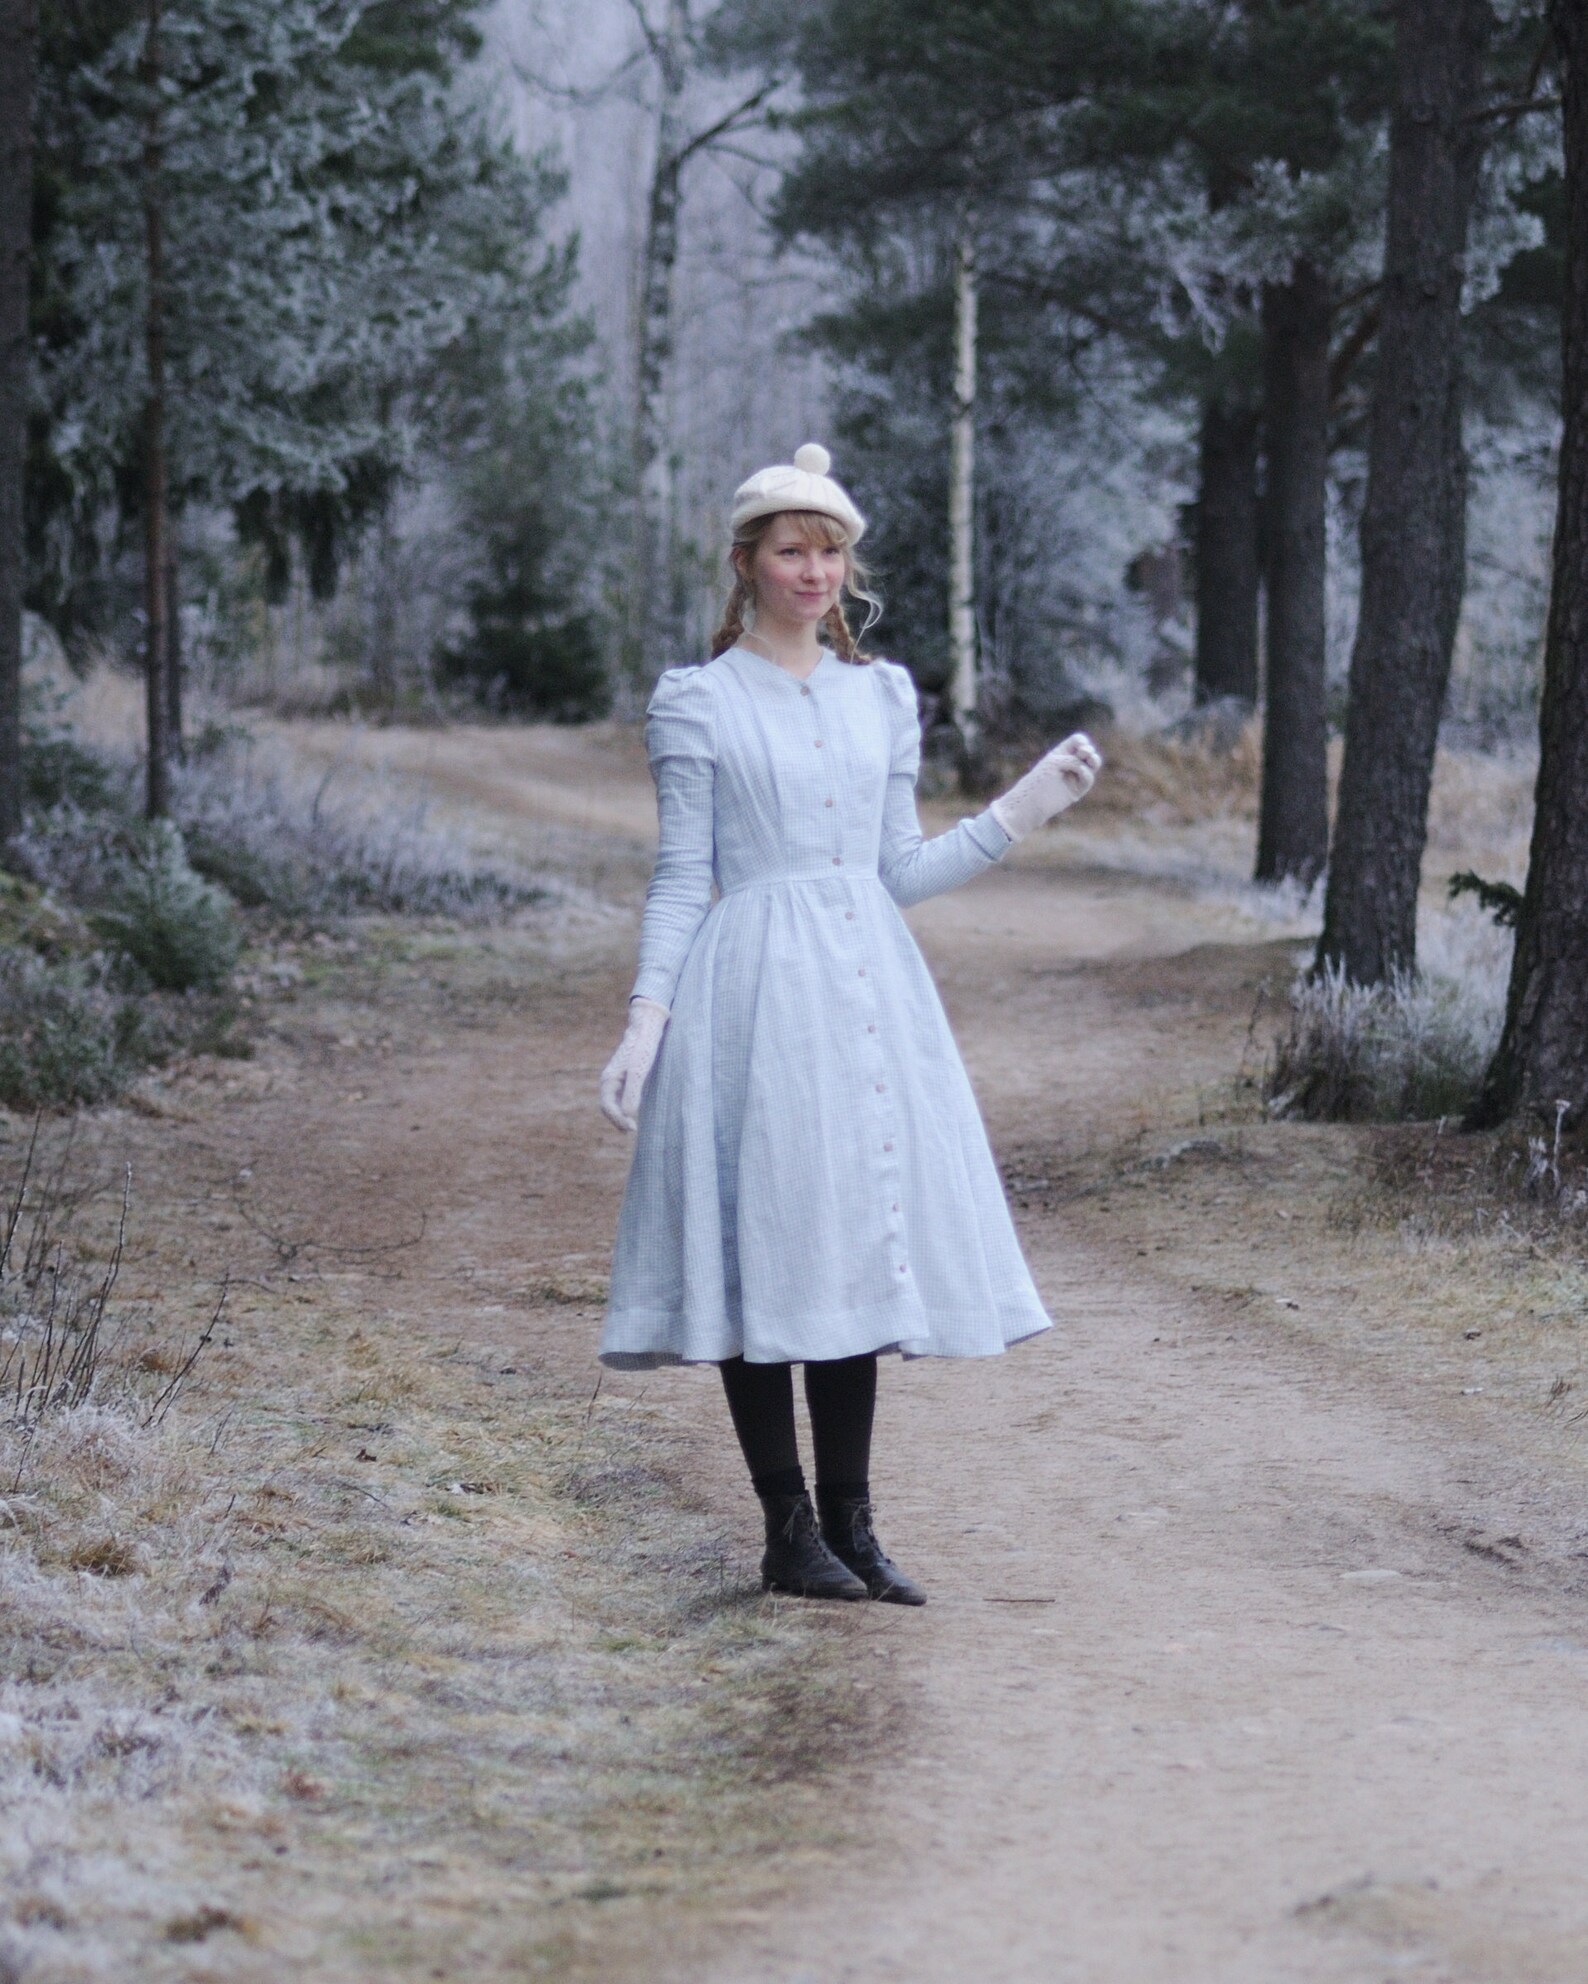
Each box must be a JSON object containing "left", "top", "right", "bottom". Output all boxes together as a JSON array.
[
  {"left": 248, "top": 721, "right": 1588, "bottom": 1982},
  {"left": 23, "top": 711, "right": 1588, "bottom": 1980}
]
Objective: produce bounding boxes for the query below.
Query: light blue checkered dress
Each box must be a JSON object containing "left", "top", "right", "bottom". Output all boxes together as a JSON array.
[{"left": 600, "top": 644, "right": 1053, "bottom": 1369}]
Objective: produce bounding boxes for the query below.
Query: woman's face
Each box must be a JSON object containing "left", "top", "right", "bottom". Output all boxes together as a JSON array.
[{"left": 744, "top": 514, "right": 848, "bottom": 630}]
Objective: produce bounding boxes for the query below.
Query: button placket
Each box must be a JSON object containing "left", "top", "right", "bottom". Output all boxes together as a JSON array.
[
  {"left": 847, "top": 903, "right": 905, "bottom": 1276},
  {"left": 801, "top": 673, "right": 845, "bottom": 873},
  {"left": 807, "top": 670, "right": 903, "bottom": 1284}
]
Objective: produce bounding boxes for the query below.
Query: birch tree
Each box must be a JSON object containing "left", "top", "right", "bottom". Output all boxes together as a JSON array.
[
  {"left": 623, "top": 0, "right": 777, "bottom": 686},
  {"left": 947, "top": 212, "right": 979, "bottom": 752}
]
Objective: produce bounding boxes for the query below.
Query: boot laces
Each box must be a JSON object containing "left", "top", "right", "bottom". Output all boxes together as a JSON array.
[
  {"left": 779, "top": 1497, "right": 821, "bottom": 1546},
  {"left": 850, "top": 1503, "right": 878, "bottom": 1550}
]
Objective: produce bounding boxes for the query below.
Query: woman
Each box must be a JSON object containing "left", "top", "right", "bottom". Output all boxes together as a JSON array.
[{"left": 598, "top": 444, "right": 1101, "bottom": 1606}]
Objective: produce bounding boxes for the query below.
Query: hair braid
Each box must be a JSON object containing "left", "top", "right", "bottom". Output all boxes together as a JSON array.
[
  {"left": 710, "top": 572, "right": 752, "bottom": 660},
  {"left": 822, "top": 599, "right": 859, "bottom": 661}
]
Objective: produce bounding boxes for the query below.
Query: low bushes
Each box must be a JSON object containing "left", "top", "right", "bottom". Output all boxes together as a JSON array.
[
  {"left": 171, "top": 736, "right": 547, "bottom": 923},
  {"left": 90, "top": 823, "right": 242, "bottom": 993},
  {"left": 1265, "top": 911, "right": 1512, "bottom": 1124},
  {"left": 1, "top": 715, "right": 548, "bottom": 1110},
  {"left": 0, "top": 953, "right": 154, "bottom": 1112}
]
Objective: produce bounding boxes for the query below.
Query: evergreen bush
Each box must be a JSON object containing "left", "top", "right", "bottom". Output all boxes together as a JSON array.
[
  {"left": 0, "top": 955, "right": 150, "bottom": 1112},
  {"left": 90, "top": 824, "right": 243, "bottom": 993}
]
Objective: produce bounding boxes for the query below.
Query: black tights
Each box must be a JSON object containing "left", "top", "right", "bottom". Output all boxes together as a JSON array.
[{"left": 719, "top": 1353, "right": 876, "bottom": 1500}]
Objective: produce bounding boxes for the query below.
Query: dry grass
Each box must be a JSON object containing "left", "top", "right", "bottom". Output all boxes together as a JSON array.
[
  {"left": 1079, "top": 719, "right": 1263, "bottom": 826},
  {"left": 0, "top": 728, "right": 876, "bottom": 1983},
  {"left": 0, "top": 1122, "right": 874, "bottom": 1982}
]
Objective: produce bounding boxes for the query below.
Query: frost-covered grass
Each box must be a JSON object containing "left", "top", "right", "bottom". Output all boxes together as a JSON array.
[
  {"left": 170, "top": 731, "right": 553, "bottom": 924},
  {"left": 1265, "top": 907, "right": 1513, "bottom": 1124},
  {"left": 0, "top": 700, "right": 560, "bottom": 1110},
  {"left": 0, "top": 1112, "right": 861, "bottom": 1981}
]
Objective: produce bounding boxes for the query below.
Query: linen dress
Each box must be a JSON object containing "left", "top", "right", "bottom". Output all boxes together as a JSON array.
[{"left": 599, "top": 644, "right": 1053, "bottom": 1369}]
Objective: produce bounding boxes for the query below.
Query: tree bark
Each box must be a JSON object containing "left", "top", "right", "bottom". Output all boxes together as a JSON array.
[
  {"left": 1314, "top": 0, "right": 1488, "bottom": 983},
  {"left": 948, "top": 214, "right": 979, "bottom": 758},
  {"left": 628, "top": 0, "right": 689, "bottom": 696},
  {"left": 0, "top": 0, "right": 36, "bottom": 849},
  {"left": 1256, "top": 257, "right": 1331, "bottom": 887},
  {"left": 141, "top": 0, "right": 171, "bottom": 820},
  {"left": 1471, "top": 1, "right": 1588, "bottom": 1134},
  {"left": 1193, "top": 392, "right": 1260, "bottom": 706},
  {"left": 165, "top": 529, "right": 182, "bottom": 757}
]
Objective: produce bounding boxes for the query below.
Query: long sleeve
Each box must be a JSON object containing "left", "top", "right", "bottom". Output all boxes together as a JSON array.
[
  {"left": 874, "top": 662, "right": 1011, "bottom": 909},
  {"left": 631, "top": 668, "right": 718, "bottom": 1008}
]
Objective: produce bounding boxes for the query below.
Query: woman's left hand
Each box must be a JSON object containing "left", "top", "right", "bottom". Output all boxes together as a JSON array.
[{"left": 989, "top": 732, "right": 1104, "bottom": 843}]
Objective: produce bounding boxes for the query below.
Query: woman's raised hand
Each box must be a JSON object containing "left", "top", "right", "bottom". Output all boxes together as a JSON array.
[
  {"left": 599, "top": 997, "right": 671, "bottom": 1132},
  {"left": 988, "top": 732, "right": 1103, "bottom": 843}
]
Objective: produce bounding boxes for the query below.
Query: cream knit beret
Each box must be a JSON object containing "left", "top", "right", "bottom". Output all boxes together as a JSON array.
[{"left": 729, "top": 443, "right": 867, "bottom": 545}]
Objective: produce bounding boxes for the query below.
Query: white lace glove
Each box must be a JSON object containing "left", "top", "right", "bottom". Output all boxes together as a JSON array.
[
  {"left": 989, "top": 732, "right": 1103, "bottom": 842},
  {"left": 599, "top": 997, "right": 670, "bottom": 1132}
]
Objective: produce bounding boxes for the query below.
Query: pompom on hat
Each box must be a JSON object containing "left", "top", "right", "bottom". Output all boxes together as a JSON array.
[{"left": 729, "top": 442, "right": 867, "bottom": 545}]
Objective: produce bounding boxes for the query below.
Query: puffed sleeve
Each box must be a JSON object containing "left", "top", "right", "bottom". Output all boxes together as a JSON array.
[
  {"left": 631, "top": 666, "right": 718, "bottom": 1008},
  {"left": 874, "top": 660, "right": 1012, "bottom": 909}
]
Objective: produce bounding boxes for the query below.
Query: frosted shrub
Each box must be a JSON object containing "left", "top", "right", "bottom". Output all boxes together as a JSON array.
[
  {"left": 171, "top": 741, "right": 547, "bottom": 923},
  {"left": 15, "top": 812, "right": 241, "bottom": 995},
  {"left": 93, "top": 823, "right": 242, "bottom": 993},
  {"left": 1267, "top": 915, "right": 1511, "bottom": 1124},
  {"left": 0, "top": 954, "right": 148, "bottom": 1111}
]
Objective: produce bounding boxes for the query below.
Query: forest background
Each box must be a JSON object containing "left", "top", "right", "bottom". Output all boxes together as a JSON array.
[
  {"left": 7, "top": 7, "right": 1588, "bottom": 1971},
  {"left": 0, "top": 0, "right": 1585, "bottom": 1132}
]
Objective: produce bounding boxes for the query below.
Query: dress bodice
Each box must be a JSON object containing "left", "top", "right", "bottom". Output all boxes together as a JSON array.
[{"left": 631, "top": 647, "right": 1009, "bottom": 1008}]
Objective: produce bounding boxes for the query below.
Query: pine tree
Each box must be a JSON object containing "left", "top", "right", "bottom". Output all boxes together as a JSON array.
[
  {"left": 33, "top": 0, "right": 570, "bottom": 795},
  {"left": 0, "top": 0, "right": 35, "bottom": 845},
  {"left": 1472, "top": 4, "right": 1588, "bottom": 1134},
  {"left": 1315, "top": 0, "right": 1492, "bottom": 983}
]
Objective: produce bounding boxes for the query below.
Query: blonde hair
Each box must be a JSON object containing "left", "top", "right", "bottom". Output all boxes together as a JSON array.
[{"left": 710, "top": 510, "right": 882, "bottom": 662}]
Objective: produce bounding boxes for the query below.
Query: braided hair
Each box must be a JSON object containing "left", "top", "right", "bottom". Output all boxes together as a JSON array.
[{"left": 710, "top": 510, "right": 880, "bottom": 661}]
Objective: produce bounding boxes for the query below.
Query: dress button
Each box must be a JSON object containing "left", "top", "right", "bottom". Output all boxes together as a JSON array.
[
  {"left": 898, "top": 1264, "right": 908, "bottom": 1275},
  {"left": 857, "top": 967, "right": 866, "bottom": 978},
  {"left": 800, "top": 686, "right": 811, "bottom": 696},
  {"left": 845, "top": 911, "right": 855, "bottom": 921},
  {"left": 875, "top": 1082, "right": 886, "bottom": 1093},
  {"left": 824, "top": 798, "right": 834, "bottom": 808},
  {"left": 867, "top": 1023, "right": 876, "bottom": 1032},
  {"left": 814, "top": 739, "right": 824, "bottom": 748},
  {"left": 882, "top": 1141, "right": 893, "bottom": 1152},
  {"left": 832, "top": 856, "right": 843, "bottom": 866},
  {"left": 891, "top": 1202, "right": 899, "bottom": 1213}
]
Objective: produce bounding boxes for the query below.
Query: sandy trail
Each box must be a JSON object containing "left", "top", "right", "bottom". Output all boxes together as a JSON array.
[{"left": 238, "top": 719, "right": 1588, "bottom": 1984}]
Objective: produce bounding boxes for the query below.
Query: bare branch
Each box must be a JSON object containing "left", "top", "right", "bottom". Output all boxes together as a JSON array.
[{"left": 672, "top": 79, "right": 783, "bottom": 171}]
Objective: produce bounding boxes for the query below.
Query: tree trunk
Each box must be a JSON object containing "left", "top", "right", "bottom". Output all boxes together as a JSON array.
[
  {"left": 1314, "top": 0, "right": 1488, "bottom": 983},
  {"left": 141, "top": 0, "right": 171, "bottom": 820},
  {"left": 1193, "top": 392, "right": 1260, "bottom": 706},
  {"left": 628, "top": 0, "right": 688, "bottom": 697},
  {"left": 0, "top": 0, "right": 35, "bottom": 850},
  {"left": 948, "top": 214, "right": 979, "bottom": 759},
  {"left": 1256, "top": 257, "right": 1331, "bottom": 887},
  {"left": 1471, "top": 1, "right": 1588, "bottom": 1134},
  {"left": 165, "top": 529, "right": 182, "bottom": 757}
]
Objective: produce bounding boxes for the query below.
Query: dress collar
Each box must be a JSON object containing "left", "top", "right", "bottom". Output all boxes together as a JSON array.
[{"left": 727, "top": 643, "right": 830, "bottom": 688}]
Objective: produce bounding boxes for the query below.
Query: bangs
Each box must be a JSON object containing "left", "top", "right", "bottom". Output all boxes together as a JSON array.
[{"left": 779, "top": 510, "right": 850, "bottom": 549}]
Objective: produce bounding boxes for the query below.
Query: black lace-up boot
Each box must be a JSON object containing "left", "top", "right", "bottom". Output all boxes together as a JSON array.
[
  {"left": 817, "top": 1490, "right": 927, "bottom": 1606},
  {"left": 758, "top": 1490, "right": 868, "bottom": 1600}
]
